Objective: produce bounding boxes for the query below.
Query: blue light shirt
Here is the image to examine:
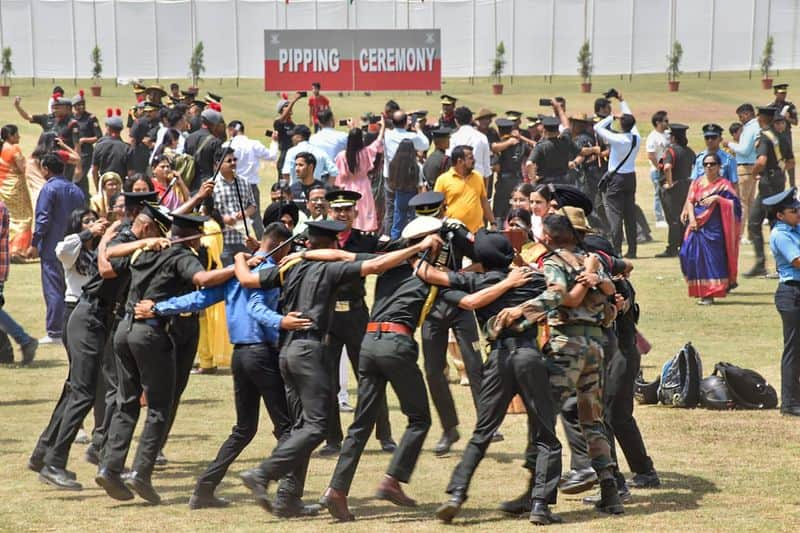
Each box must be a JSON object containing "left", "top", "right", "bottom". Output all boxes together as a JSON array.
[
  {"left": 691, "top": 149, "right": 739, "bottom": 183},
  {"left": 309, "top": 127, "right": 348, "bottom": 162},
  {"left": 153, "top": 255, "right": 282, "bottom": 345},
  {"left": 770, "top": 221, "right": 800, "bottom": 282},
  {"left": 281, "top": 140, "right": 339, "bottom": 183},
  {"left": 727, "top": 118, "right": 759, "bottom": 165}
]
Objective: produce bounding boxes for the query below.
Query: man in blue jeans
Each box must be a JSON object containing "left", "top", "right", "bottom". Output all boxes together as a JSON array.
[{"left": 0, "top": 200, "right": 38, "bottom": 364}]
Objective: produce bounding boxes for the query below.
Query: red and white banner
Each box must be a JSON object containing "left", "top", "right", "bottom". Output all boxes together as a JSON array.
[{"left": 264, "top": 29, "right": 441, "bottom": 91}]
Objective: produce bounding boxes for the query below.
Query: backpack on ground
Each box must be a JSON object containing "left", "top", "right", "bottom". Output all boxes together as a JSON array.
[
  {"left": 699, "top": 375, "right": 736, "bottom": 410},
  {"left": 634, "top": 370, "right": 660, "bottom": 405},
  {"left": 713, "top": 362, "right": 778, "bottom": 410},
  {"left": 658, "top": 342, "right": 702, "bottom": 408}
]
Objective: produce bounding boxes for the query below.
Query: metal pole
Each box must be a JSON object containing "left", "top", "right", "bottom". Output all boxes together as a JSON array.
[
  {"left": 393, "top": 0, "right": 397, "bottom": 28},
  {"left": 234, "top": 0, "right": 240, "bottom": 85},
  {"left": 70, "top": 0, "right": 77, "bottom": 84},
  {"left": 793, "top": 0, "right": 799, "bottom": 69},
  {"left": 628, "top": 0, "right": 635, "bottom": 81},
  {"left": 346, "top": 0, "right": 350, "bottom": 29},
  {"left": 92, "top": 0, "right": 98, "bottom": 48},
  {"left": 29, "top": 0, "right": 36, "bottom": 84},
  {"left": 749, "top": 0, "right": 757, "bottom": 78},
  {"left": 284, "top": 0, "right": 288, "bottom": 30},
  {"left": 510, "top": 0, "right": 515, "bottom": 82},
  {"left": 0, "top": 0, "right": 4, "bottom": 51},
  {"left": 314, "top": 0, "right": 318, "bottom": 29},
  {"left": 591, "top": 0, "right": 596, "bottom": 75},
  {"left": 471, "top": 0, "right": 475, "bottom": 82},
  {"left": 549, "top": 0, "right": 555, "bottom": 82},
  {"left": 407, "top": 0, "right": 410, "bottom": 29},
  {"left": 112, "top": 0, "right": 118, "bottom": 84},
  {"left": 709, "top": 0, "right": 716, "bottom": 79},
  {"left": 432, "top": 0, "right": 436, "bottom": 29},
  {"left": 190, "top": 0, "right": 196, "bottom": 51},
  {"left": 153, "top": 0, "right": 160, "bottom": 81}
]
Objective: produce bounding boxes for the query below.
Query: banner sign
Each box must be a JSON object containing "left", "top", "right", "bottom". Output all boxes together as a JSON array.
[{"left": 264, "top": 29, "right": 441, "bottom": 91}]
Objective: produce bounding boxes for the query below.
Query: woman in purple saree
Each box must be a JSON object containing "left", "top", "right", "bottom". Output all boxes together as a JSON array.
[{"left": 679, "top": 152, "right": 742, "bottom": 305}]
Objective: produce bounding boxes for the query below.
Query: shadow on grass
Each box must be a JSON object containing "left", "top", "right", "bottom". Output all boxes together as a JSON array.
[
  {"left": 0, "top": 398, "right": 52, "bottom": 407},
  {"left": 555, "top": 470, "right": 719, "bottom": 525},
  {"left": 711, "top": 300, "right": 772, "bottom": 306},
  {"left": 177, "top": 398, "right": 222, "bottom": 406}
]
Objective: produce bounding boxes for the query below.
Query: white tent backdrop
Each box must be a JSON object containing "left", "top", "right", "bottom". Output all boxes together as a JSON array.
[{"left": 0, "top": 0, "right": 797, "bottom": 80}]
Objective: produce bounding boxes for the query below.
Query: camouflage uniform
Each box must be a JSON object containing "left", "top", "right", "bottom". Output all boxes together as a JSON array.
[{"left": 520, "top": 247, "right": 616, "bottom": 473}]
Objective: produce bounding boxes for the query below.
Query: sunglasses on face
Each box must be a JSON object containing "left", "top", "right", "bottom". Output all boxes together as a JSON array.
[{"left": 703, "top": 162, "right": 719, "bottom": 167}]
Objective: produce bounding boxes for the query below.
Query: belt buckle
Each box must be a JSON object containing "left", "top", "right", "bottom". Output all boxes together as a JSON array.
[{"left": 335, "top": 301, "right": 351, "bottom": 312}]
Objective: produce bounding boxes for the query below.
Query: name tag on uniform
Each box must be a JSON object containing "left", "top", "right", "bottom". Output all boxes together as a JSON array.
[{"left": 335, "top": 301, "right": 351, "bottom": 312}]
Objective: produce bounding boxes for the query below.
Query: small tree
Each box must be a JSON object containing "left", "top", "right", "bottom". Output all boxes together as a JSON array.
[
  {"left": 492, "top": 41, "right": 506, "bottom": 84},
  {"left": 666, "top": 41, "right": 683, "bottom": 82},
  {"left": 90, "top": 45, "right": 102, "bottom": 83},
  {"left": 189, "top": 41, "right": 205, "bottom": 87},
  {"left": 1, "top": 47, "right": 13, "bottom": 86},
  {"left": 577, "top": 40, "right": 593, "bottom": 83},
  {"left": 761, "top": 35, "right": 774, "bottom": 79}
]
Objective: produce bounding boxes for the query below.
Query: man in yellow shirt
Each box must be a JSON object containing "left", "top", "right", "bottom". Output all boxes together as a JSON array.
[{"left": 434, "top": 146, "right": 495, "bottom": 233}]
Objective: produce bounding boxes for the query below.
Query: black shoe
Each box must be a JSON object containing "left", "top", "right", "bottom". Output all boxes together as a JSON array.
[
  {"left": 124, "top": 472, "right": 161, "bottom": 504},
  {"left": 154, "top": 450, "right": 168, "bottom": 466},
  {"left": 27, "top": 454, "right": 44, "bottom": 473},
  {"left": 559, "top": 468, "right": 597, "bottom": 494},
  {"left": 240, "top": 468, "right": 272, "bottom": 513},
  {"left": 380, "top": 438, "right": 397, "bottom": 453},
  {"left": 189, "top": 482, "right": 230, "bottom": 510},
  {"left": 781, "top": 405, "right": 800, "bottom": 416},
  {"left": 85, "top": 444, "right": 100, "bottom": 466},
  {"left": 491, "top": 431, "right": 504, "bottom": 442},
  {"left": 38, "top": 465, "right": 82, "bottom": 490},
  {"left": 743, "top": 264, "right": 767, "bottom": 278},
  {"left": 434, "top": 428, "right": 460, "bottom": 456},
  {"left": 499, "top": 474, "right": 535, "bottom": 515},
  {"left": 21, "top": 339, "right": 38, "bottom": 365},
  {"left": 318, "top": 442, "right": 341, "bottom": 457},
  {"left": 595, "top": 479, "right": 624, "bottom": 514},
  {"left": 628, "top": 470, "right": 661, "bottom": 488},
  {"left": 435, "top": 488, "right": 467, "bottom": 523},
  {"left": 582, "top": 485, "right": 632, "bottom": 505},
  {"left": 273, "top": 492, "right": 322, "bottom": 518},
  {"left": 529, "top": 501, "right": 563, "bottom": 525},
  {"left": 95, "top": 467, "right": 134, "bottom": 501},
  {"left": 654, "top": 248, "right": 678, "bottom": 258}
]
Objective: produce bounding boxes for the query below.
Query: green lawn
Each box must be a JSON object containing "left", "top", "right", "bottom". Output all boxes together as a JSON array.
[{"left": 2, "top": 73, "right": 800, "bottom": 531}]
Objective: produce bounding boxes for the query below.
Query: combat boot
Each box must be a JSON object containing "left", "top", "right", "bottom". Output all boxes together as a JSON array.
[
  {"left": 189, "top": 481, "right": 230, "bottom": 510},
  {"left": 595, "top": 479, "right": 624, "bottom": 515}
]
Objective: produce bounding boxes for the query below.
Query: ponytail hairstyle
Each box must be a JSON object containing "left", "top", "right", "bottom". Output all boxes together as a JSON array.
[{"left": 0, "top": 124, "right": 19, "bottom": 150}]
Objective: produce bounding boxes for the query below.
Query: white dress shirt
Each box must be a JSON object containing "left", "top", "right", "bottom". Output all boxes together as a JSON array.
[
  {"left": 447, "top": 125, "right": 492, "bottom": 177},
  {"left": 310, "top": 127, "right": 348, "bottom": 162},
  {"left": 594, "top": 101, "right": 641, "bottom": 174},
  {"left": 645, "top": 129, "right": 670, "bottom": 171},
  {"left": 383, "top": 127, "right": 430, "bottom": 176},
  {"left": 227, "top": 134, "right": 278, "bottom": 185}
]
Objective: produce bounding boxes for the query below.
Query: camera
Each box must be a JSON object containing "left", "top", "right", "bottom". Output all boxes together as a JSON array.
[
  {"left": 338, "top": 119, "right": 349, "bottom": 127},
  {"left": 539, "top": 98, "right": 552, "bottom": 107},
  {"left": 264, "top": 129, "right": 274, "bottom": 137},
  {"left": 603, "top": 88, "right": 619, "bottom": 100}
]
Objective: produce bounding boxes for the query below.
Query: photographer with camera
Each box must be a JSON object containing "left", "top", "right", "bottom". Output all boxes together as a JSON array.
[
  {"left": 525, "top": 98, "right": 574, "bottom": 187},
  {"left": 594, "top": 91, "right": 641, "bottom": 258}
]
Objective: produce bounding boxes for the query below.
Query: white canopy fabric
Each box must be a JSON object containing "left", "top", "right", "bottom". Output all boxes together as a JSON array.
[{"left": 0, "top": 0, "right": 795, "bottom": 80}]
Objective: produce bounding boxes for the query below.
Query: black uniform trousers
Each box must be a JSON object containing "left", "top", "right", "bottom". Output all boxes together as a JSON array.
[
  {"left": 446, "top": 337, "right": 561, "bottom": 504},
  {"left": 44, "top": 299, "right": 110, "bottom": 469},
  {"left": 493, "top": 173, "right": 522, "bottom": 226},
  {"left": 776, "top": 282, "right": 800, "bottom": 409},
  {"left": 255, "top": 337, "right": 329, "bottom": 498},
  {"left": 421, "top": 308, "right": 482, "bottom": 432},
  {"left": 659, "top": 179, "right": 691, "bottom": 253},
  {"left": 91, "top": 315, "right": 122, "bottom": 455},
  {"left": 326, "top": 305, "right": 392, "bottom": 446},
  {"left": 749, "top": 169, "right": 786, "bottom": 265},
  {"left": 604, "top": 171, "right": 638, "bottom": 256},
  {"left": 561, "top": 326, "right": 653, "bottom": 476},
  {"left": 102, "top": 320, "right": 175, "bottom": 480},
  {"left": 330, "top": 332, "right": 431, "bottom": 494},
  {"left": 31, "top": 301, "right": 79, "bottom": 462},
  {"left": 197, "top": 342, "right": 292, "bottom": 487},
  {"left": 162, "top": 314, "right": 200, "bottom": 449}
]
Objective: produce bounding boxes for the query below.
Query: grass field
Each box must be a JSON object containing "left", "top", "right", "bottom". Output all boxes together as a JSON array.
[{"left": 2, "top": 72, "right": 800, "bottom": 532}]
